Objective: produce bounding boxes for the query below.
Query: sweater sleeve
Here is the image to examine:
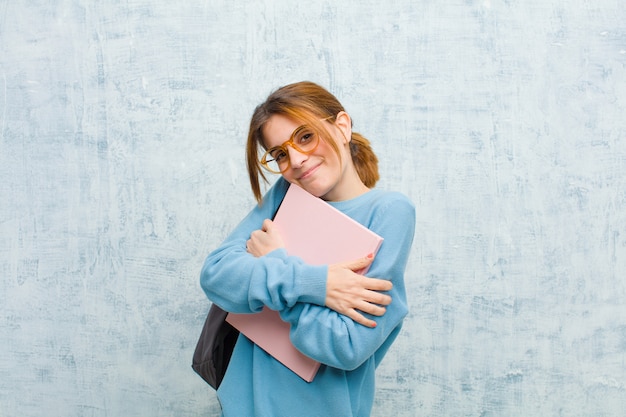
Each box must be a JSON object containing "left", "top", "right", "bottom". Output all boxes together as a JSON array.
[
  {"left": 279, "top": 192, "right": 416, "bottom": 370},
  {"left": 200, "top": 178, "right": 328, "bottom": 313}
]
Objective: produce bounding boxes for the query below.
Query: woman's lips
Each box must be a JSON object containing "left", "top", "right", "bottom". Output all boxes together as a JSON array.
[{"left": 298, "top": 163, "right": 321, "bottom": 180}]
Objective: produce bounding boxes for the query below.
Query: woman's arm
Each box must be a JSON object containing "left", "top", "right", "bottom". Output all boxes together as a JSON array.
[
  {"left": 247, "top": 218, "right": 395, "bottom": 327},
  {"left": 200, "top": 178, "right": 328, "bottom": 313},
  {"left": 279, "top": 192, "right": 416, "bottom": 370}
]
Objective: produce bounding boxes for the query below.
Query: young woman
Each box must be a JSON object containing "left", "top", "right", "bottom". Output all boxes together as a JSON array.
[{"left": 200, "top": 81, "right": 415, "bottom": 416}]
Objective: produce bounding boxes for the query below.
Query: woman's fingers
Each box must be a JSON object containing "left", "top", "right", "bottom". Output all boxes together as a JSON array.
[
  {"left": 325, "top": 259, "right": 393, "bottom": 327},
  {"left": 333, "top": 253, "right": 375, "bottom": 272},
  {"left": 246, "top": 219, "right": 285, "bottom": 257},
  {"left": 345, "top": 310, "right": 378, "bottom": 328},
  {"left": 362, "top": 276, "right": 393, "bottom": 293},
  {"left": 358, "top": 300, "right": 387, "bottom": 317}
]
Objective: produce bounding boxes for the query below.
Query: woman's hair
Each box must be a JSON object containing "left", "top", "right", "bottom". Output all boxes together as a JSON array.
[{"left": 246, "top": 81, "right": 379, "bottom": 203}]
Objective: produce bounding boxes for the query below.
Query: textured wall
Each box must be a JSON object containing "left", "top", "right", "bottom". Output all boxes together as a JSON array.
[{"left": 1, "top": 1, "right": 625, "bottom": 416}]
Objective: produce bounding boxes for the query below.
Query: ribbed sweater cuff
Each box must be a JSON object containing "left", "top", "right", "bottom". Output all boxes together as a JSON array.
[{"left": 296, "top": 264, "right": 328, "bottom": 306}]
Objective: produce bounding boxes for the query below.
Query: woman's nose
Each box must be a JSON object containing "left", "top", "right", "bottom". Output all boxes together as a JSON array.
[{"left": 287, "top": 146, "right": 308, "bottom": 168}]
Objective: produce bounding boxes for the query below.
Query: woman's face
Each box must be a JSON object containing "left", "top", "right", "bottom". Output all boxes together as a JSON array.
[{"left": 262, "top": 113, "right": 355, "bottom": 201}]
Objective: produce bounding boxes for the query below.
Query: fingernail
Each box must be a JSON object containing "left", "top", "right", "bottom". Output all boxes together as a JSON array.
[{"left": 367, "top": 253, "right": 374, "bottom": 259}]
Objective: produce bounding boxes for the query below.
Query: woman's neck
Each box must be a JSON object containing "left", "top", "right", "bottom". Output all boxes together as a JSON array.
[{"left": 321, "top": 169, "right": 370, "bottom": 202}]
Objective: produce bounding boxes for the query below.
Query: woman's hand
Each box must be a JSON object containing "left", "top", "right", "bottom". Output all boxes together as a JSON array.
[
  {"left": 246, "top": 219, "right": 285, "bottom": 257},
  {"left": 325, "top": 254, "right": 393, "bottom": 328}
]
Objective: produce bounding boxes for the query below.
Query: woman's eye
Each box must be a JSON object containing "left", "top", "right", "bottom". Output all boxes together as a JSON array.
[
  {"left": 298, "top": 132, "right": 314, "bottom": 144},
  {"left": 272, "top": 150, "right": 287, "bottom": 162}
]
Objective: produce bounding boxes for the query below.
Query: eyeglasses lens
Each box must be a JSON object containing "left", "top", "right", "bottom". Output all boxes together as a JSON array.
[{"left": 261, "top": 126, "right": 318, "bottom": 173}]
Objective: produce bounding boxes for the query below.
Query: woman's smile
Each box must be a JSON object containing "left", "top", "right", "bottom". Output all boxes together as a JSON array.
[{"left": 297, "top": 162, "right": 321, "bottom": 180}]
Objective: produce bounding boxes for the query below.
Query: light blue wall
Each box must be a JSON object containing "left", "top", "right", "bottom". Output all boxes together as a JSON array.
[{"left": 1, "top": 1, "right": 625, "bottom": 416}]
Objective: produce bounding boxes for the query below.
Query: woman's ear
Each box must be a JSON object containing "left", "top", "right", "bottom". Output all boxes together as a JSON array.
[{"left": 334, "top": 111, "right": 352, "bottom": 143}]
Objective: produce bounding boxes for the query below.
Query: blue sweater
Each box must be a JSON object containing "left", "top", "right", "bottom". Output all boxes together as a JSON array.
[{"left": 200, "top": 178, "right": 415, "bottom": 417}]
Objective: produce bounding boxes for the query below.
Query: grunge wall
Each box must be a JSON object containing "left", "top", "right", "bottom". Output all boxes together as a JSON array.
[{"left": 1, "top": 1, "right": 624, "bottom": 416}]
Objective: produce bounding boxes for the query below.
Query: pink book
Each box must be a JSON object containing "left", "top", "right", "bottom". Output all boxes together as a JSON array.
[{"left": 226, "top": 184, "right": 384, "bottom": 382}]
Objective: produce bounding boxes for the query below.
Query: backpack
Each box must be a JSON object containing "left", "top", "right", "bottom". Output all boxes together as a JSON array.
[{"left": 191, "top": 303, "right": 239, "bottom": 389}]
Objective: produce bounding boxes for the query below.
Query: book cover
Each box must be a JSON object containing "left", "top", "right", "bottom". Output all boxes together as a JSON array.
[{"left": 226, "top": 184, "right": 384, "bottom": 382}]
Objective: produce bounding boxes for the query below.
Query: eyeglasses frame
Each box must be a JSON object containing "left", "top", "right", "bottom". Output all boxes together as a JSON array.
[{"left": 259, "top": 116, "right": 335, "bottom": 174}]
